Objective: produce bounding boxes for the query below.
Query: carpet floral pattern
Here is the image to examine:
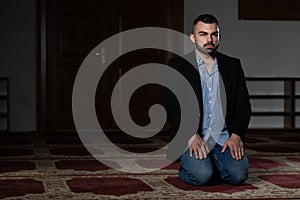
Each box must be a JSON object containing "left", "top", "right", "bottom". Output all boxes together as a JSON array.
[{"left": 0, "top": 131, "right": 299, "bottom": 199}]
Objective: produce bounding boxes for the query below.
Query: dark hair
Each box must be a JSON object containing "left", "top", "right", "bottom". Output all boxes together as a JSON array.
[
  {"left": 193, "top": 14, "right": 219, "bottom": 26},
  {"left": 192, "top": 14, "right": 219, "bottom": 33}
]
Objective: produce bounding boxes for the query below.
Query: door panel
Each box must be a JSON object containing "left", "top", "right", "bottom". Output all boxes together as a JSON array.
[{"left": 40, "top": 0, "right": 183, "bottom": 132}]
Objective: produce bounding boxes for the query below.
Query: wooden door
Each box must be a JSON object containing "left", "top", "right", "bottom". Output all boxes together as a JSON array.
[{"left": 38, "top": 0, "right": 183, "bottom": 132}]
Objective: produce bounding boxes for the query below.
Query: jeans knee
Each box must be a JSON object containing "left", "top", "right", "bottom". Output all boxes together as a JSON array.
[
  {"left": 225, "top": 169, "right": 248, "bottom": 185},
  {"left": 219, "top": 155, "right": 249, "bottom": 185},
  {"left": 189, "top": 168, "right": 213, "bottom": 186},
  {"left": 179, "top": 150, "right": 214, "bottom": 186}
]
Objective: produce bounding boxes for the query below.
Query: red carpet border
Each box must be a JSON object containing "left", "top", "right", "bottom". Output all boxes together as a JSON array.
[
  {"left": 0, "top": 161, "right": 36, "bottom": 173},
  {"left": 0, "top": 179, "right": 44, "bottom": 199},
  {"left": 67, "top": 177, "right": 153, "bottom": 196},
  {"left": 164, "top": 176, "right": 259, "bottom": 193},
  {"left": 258, "top": 174, "right": 300, "bottom": 189}
]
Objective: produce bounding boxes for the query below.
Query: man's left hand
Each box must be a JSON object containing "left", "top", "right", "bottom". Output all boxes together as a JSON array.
[{"left": 221, "top": 133, "right": 244, "bottom": 160}]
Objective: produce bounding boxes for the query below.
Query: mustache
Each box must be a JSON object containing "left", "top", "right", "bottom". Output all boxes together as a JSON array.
[{"left": 204, "top": 42, "right": 215, "bottom": 47}]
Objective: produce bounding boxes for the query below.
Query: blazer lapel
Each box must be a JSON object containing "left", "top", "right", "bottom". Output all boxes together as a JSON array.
[
  {"left": 184, "top": 51, "right": 202, "bottom": 97},
  {"left": 183, "top": 52, "right": 204, "bottom": 132},
  {"left": 216, "top": 52, "right": 231, "bottom": 119}
]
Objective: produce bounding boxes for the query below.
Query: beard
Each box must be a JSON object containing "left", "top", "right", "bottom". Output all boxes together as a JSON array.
[{"left": 195, "top": 41, "right": 219, "bottom": 56}]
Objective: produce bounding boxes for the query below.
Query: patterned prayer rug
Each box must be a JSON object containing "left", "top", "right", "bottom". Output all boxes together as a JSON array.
[{"left": 0, "top": 131, "right": 299, "bottom": 199}]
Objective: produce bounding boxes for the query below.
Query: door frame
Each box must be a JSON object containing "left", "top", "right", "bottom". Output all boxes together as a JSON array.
[
  {"left": 37, "top": 0, "right": 184, "bottom": 133},
  {"left": 37, "top": 0, "right": 48, "bottom": 132}
]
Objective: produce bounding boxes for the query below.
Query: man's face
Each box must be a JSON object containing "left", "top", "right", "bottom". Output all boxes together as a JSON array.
[{"left": 190, "top": 21, "right": 220, "bottom": 56}]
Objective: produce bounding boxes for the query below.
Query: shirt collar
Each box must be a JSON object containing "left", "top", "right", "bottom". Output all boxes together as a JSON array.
[
  {"left": 195, "top": 51, "right": 218, "bottom": 74},
  {"left": 195, "top": 52, "right": 203, "bottom": 66}
]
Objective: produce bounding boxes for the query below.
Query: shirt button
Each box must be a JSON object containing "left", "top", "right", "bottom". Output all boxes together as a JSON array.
[
  {"left": 209, "top": 101, "right": 212, "bottom": 104},
  {"left": 209, "top": 114, "right": 212, "bottom": 117},
  {"left": 209, "top": 88, "right": 212, "bottom": 91}
]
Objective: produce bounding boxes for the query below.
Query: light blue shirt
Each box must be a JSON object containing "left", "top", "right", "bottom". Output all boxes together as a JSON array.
[{"left": 195, "top": 53, "right": 229, "bottom": 147}]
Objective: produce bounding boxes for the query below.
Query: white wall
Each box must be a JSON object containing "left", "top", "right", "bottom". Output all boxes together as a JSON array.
[
  {"left": 185, "top": 0, "right": 300, "bottom": 128},
  {"left": 184, "top": 0, "right": 300, "bottom": 77},
  {"left": 0, "top": 0, "right": 37, "bottom": 132}
]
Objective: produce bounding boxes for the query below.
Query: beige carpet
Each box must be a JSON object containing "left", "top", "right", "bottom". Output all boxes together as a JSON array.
[{"left": 0, "top": 131, "right": 299, "bottom": 199}]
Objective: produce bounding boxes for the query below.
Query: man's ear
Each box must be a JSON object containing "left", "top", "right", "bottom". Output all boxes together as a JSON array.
[{"left": 189, "top": 33, "right": 195, "bottom": 43}]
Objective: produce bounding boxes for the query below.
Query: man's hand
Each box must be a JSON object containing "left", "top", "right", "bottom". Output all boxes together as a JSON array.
[
  {"left": 188, "top": 134, "right": 209, "bottom": 160},
  {"left": 222, "top": 133, "right": 244, "bottom": 160}
]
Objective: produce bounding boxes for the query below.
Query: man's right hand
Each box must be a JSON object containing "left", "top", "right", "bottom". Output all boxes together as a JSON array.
[{"left": 188, "top": 134, "right": 209, "bottom": 160}]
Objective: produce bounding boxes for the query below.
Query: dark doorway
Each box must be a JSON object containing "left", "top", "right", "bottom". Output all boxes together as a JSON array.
[{"left": 38, "top": 0, "right": 183, "bottom": 132}]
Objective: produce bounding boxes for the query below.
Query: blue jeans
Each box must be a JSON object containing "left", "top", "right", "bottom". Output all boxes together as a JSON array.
[{"left": 178, "top": 144, "right": 249, "bottom": 186}]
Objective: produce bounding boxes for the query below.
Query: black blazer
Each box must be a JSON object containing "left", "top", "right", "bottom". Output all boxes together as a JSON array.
[{"left": 164, "top": 51, "right": 251, "bottom": 160}]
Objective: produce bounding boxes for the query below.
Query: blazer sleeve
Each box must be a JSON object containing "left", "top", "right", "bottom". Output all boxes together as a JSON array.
[
  {"left": 163, "top": 58, "right": 181, "bottom": 137},
  {"left": 164, "top": 57, "right": 192, "bottom": 161},
  {"left": 164, "top": 56, "right": 203, "bottom": 139},
  {"left": 230, "top": 60, "right": 252, "bottom": 141}
]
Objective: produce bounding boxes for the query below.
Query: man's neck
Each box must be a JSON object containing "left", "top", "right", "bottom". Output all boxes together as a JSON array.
[{"left": 195, "top": 50, "right": 216, "bottom": 73}]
